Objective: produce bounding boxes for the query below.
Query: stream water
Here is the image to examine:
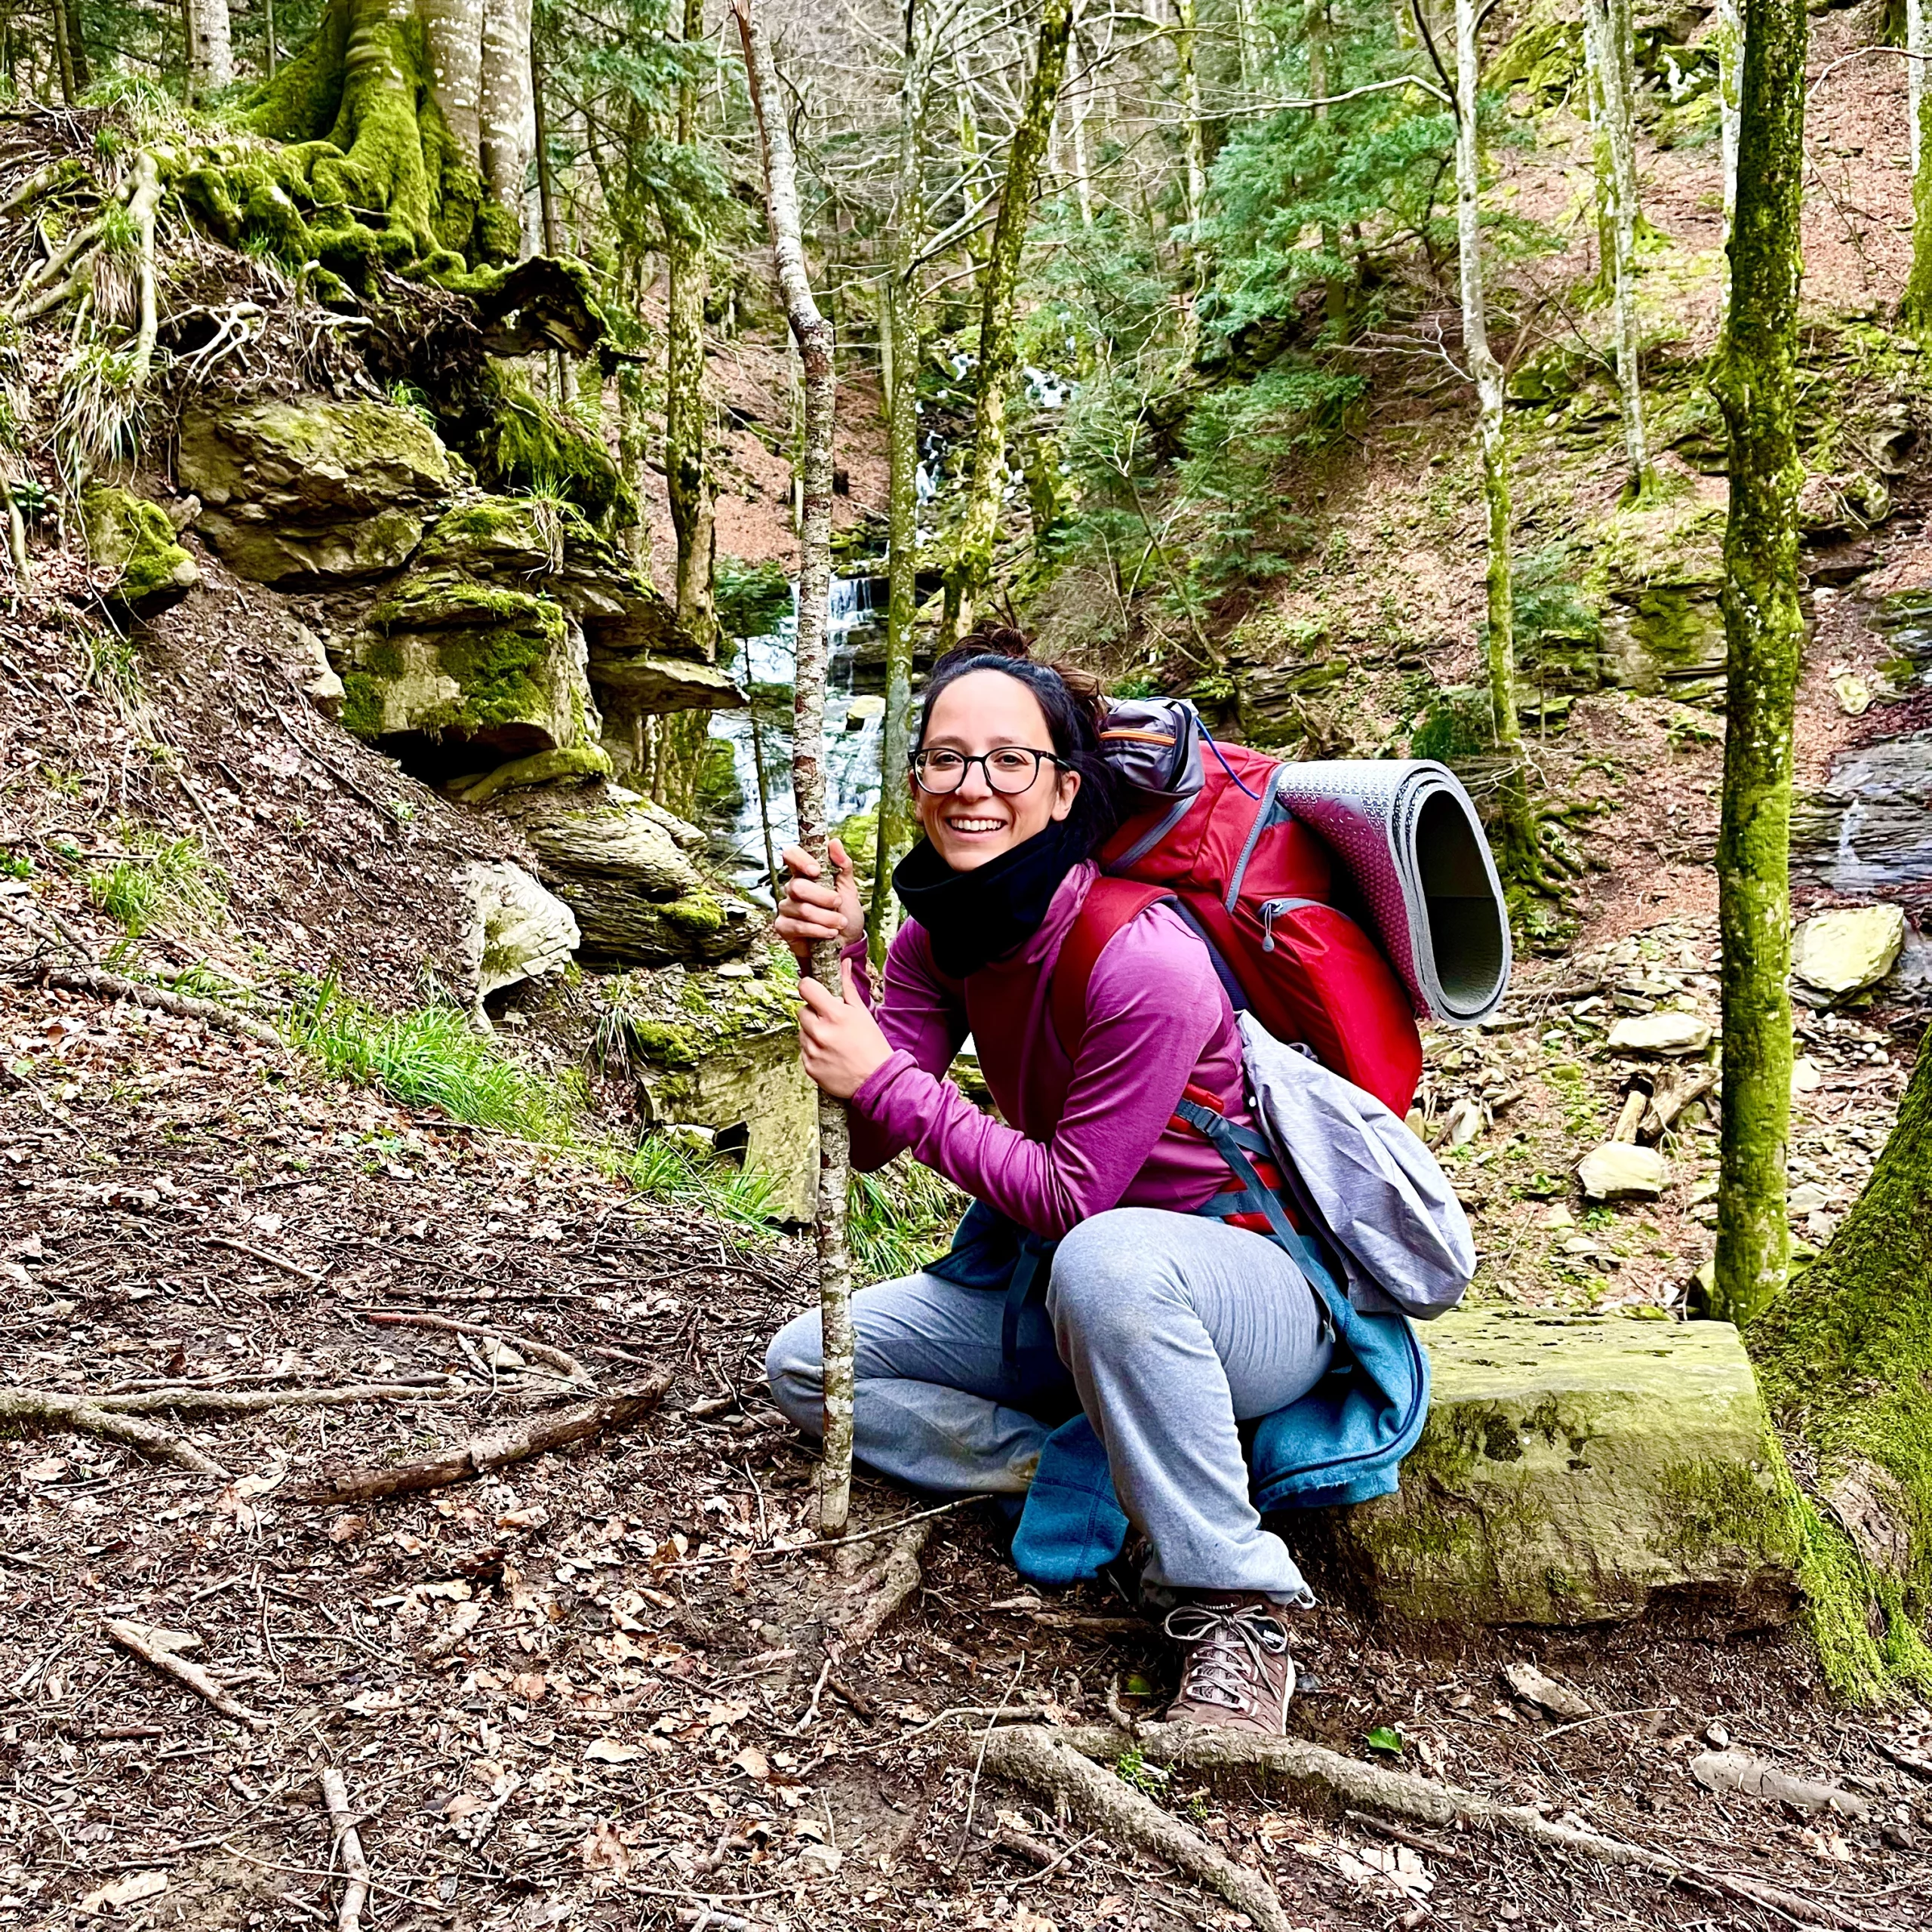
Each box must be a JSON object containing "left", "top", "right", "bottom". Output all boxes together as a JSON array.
[{"left": 709, "top": 575, "right": 892, "bottom": 900}]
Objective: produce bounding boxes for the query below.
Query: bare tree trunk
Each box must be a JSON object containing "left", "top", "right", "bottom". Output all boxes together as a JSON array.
[
  {"left": 1306, "top": 0, "right": 1346, "bottom": 327},
  {"left": 940, "top": 0, "right": 1074, "bottom": 649},
  {"left": 1715, "top": 0, "right": 1741, "bottom": 311},
  {"left": 1582, "top": 0, "right": 1654, "bottom": 493},
  {"left": 480, "top": 0, "right": 534, "bottom": 242},
  {"left": 1708, "top": 0, "right": 1806, "bottom": 1327},
  {"left": 51, "top": 0, "right": 74, "bottom": 103},
  {"left": 532, "top": 54, "right": 558, "bottom": 253},
  {"left": 668, "top": 0, "right": 718, "bottom": 658},
  {"left": 871, "top": 0, "right": 926, "bottom": 963},
  {"left": 420, "top": 0, "right": 485, "bottom": 158},
  {"left": 1452, "top": 0, "right": 1539, "bottom": 883},
  {"left": 263, "top": 0, "right": 278, "bottom": 77},
  {"left": 1066, "top": 16, "right": 1094, "bottom": 227},
  {"left": 187, "top": 0, "right": 233, "bottom": 92},
  {"left": 734, "top": 0, "right": 855, "bottom": 1539},
  {"left": 1173, "top": 0, "right": 1205, "bottom": 248}
]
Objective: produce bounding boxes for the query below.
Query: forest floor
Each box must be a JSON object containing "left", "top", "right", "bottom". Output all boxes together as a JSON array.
[{"left": 4, "top": 961, "right": 1932, "bottom": 1932}]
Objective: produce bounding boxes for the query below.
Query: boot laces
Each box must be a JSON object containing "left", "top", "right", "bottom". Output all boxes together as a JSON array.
[{"left": 1163, "top": 1600, "right": 1290, "bottom": 1713}]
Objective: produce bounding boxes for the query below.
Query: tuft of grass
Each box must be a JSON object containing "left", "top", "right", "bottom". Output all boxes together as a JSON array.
[
  {"left": 284, "top": 979, "right": 783, "bottom": 1231},
  {"left": 88, "top": 831, "right": 225, "bottom": 938},
  {"left": 848, "top": 1155, "right": 969, "bottom": 1284}
]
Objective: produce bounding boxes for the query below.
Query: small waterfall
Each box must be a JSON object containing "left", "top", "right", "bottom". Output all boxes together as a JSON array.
[{"left": 709, "top": 575, "right": 892, "bottom": 900}]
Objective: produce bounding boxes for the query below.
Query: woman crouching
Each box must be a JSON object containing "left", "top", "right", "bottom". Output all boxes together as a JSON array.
[{"left": 763, "top": 628, "right": 1331, "bottom": 1738}]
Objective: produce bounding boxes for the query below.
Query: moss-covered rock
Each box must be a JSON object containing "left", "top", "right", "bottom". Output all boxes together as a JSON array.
[
  {"left": 455, "top": 860, "right": 580, "bottom": 1014},
  {"left": 1330, "top": 1306, "right": 1803, "bottom": 1626},
  {"left": 481, "top": 784, "right": 758, "bottom": 966},
  {"left": 1597, "top": 496, "right": 1727, "bottom": 702},
  {"left": 601, "top": 955, "right": 816, "bottom": 1221},
  {"left": 339, "top": 569, "right": 598, "bottom": 761},
  {"left": 469, "top": 368, "right": 631, "bottom": 525},
  {"left": 81, "top": 485, "right": 198, "bottom": 610},
  {"left": 178, "top": 394, "right": 452, "bottom": 586}
]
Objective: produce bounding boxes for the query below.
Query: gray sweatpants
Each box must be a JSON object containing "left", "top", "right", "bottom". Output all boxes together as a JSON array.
[{"left": 764, "top": 1205, "right": 1334, "bottom": 1601}]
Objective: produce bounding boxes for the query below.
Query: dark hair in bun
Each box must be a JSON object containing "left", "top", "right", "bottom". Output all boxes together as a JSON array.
[{"left": 914, "top": 624, "right": 1122, "bottom": 851}]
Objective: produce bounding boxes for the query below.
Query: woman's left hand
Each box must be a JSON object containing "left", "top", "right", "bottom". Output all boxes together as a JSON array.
[{"left": 798, "top": 959, "right": 894, "bottom": 1100}]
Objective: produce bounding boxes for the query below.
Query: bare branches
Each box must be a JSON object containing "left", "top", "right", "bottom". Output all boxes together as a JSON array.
[
  {"left": 319, "top": 1770, "right": 371, "bottom": 1932},
  {"left": 298, "top": 1375, "right": 672, "bottom": 1505},
  {"left": 107, "top": 1617, "right": 269, "bottom": 1731},
  {"left": 355, "top": 1309, "right": 595, "bottom": 1388}
]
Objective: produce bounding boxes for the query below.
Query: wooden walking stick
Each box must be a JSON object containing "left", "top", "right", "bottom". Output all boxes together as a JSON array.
[{"left": 734, "top": 0, "right": 856, "bottom": 1537}]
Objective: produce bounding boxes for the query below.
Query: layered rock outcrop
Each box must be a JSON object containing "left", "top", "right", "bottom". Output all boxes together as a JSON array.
[{"left": 179, "top": 395, "right": 453, "bottom": 586}]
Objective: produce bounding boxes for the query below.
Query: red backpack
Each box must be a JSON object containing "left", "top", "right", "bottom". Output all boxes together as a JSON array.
[{"left": 1049, "top": 703, "right": 1425, "bottom": 1118}]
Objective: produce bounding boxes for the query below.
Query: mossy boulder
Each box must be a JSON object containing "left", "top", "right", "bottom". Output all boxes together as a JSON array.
[
  {"left": 604, "top": 956, "right": 817, "bottom": 1222},
  {"left": 338, "top": 568, "right": 598, "bottom": 762},
  {"left": 1597, "top": 497, "right": 1728, "bottom": 703},
  {"left": 178, "top": 395, "right": 453, "bottom": 586},
  {"left": 482, "top": 784, "right": 758, "bottom": 967},
  {"left": 81, "top": 485, "right": 198, "bottom": 610},
  {"left": 1328, "top": 1307, "right": 1802, "bottom": 1626}
]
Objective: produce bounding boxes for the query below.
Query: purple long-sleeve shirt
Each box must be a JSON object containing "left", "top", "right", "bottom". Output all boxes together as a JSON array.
[{"left": 844, "top": 860, "right": 1248, "bottom": 1239}]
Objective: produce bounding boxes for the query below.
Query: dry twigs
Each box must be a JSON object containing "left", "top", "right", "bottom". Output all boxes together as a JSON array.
[
  {"left": 1045, "top": 1723, "right": 1882, "bottom": 1932},
  {"left": 355, "top": 1308, "right": 593, "bottom": 1386},
  {"left": 318, "top": 1768, "right": 371, "bottom": 1932},
  {"left": 106, "top": 1617, "right": 268, "bottom": 1732},
  {"left": 0, "top": 1386, "right": 225, "bottom": 1475},
  {"left": 299, "top": 1374, "right": 671, "bottom": 1505},
  {"left": 981, "top": 1726, "right": 1291, "bottom": 1932}
]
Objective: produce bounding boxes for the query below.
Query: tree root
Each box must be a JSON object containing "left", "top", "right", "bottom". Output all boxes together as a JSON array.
[
  {"left": 1046, "top": 1724, "right": 1878, "bottom": 1932},
  {"left": 88, "top": 1383, "right": 478, "bottom": 1416},
  {"left": 106, "top": 1617, "right": 268, "bottom": 1731},
  {"left": 29, "top": 960, "right": 286, "bottom": 1051},
  {"left": 355, "top": 1309, "right": 592, "bottom": 1387},
  {"left": 980, "top": 1726, "right": 1291, "bottom": 1932},
  {"left": 826, "top": 1517, "right": 933, "bottom": 1646},
  {"left": 0, "top": 1388, "right": 227, "bottom": 1475},
  {"left": 298, "top": 1374, "right": 672, "bottom": 1504}
]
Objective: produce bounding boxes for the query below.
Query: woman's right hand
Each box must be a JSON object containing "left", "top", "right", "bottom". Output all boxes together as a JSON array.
[{"left": 774, "top": 839, "right": 865, "bottom": 963}]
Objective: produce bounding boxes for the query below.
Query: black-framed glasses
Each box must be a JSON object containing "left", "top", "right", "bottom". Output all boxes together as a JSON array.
[{"left": 910, "top": 746, "right": 1063, "bottom": 795}]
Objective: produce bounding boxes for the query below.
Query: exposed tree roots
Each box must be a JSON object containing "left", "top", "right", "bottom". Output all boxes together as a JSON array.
[
  {"left": 0, "top": 1387, "right": 227, "bottom": 1475},
  {"left": 826, "top": 1518, "right": 934, "bottom": 1647},
  {"left": 1037, "top": 1724, "right": 1880, "bottom": 1932},
  {"left": 30, "top": 961, "right": 287, "bottom": 1051},
  {"left": 355, "top": 1309, "right": 592, "bottom": 1387},
  {"left": 300, "top": 1375, "right": 672, "bottom": 1505},
  {"left": 980, "top": 1726, "right": 1291, "bottom": 1932}
]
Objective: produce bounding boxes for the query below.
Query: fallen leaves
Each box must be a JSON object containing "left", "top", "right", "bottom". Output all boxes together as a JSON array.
[{"left": 584, "top": 1737, "right": 647, "bottom": 1764}]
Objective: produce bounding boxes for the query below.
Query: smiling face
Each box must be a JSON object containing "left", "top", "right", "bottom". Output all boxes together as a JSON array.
[{"left": 913, "top": 669, "right": 1082, "bottom": 872}]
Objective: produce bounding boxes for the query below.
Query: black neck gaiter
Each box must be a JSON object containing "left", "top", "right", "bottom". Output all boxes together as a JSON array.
[{"left": 892, "top": 817, "right": 1089, "bottom": 979}]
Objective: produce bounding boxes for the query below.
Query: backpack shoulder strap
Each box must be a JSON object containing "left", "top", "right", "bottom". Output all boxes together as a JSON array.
[{"left": 1050, "top": 877, "right": 1174, "bottom": 1058}]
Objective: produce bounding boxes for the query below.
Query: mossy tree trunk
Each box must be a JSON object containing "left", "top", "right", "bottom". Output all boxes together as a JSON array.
[
  {"left": 869, "top": 0, "right": 928, "bottom": 966},
  {"left": 939, "top": 0, "right": 1072, "bottom": 651},
  {"left": 1582, "top": 0, "right": 1654, "bottom": 494},
  {"left": 1747, "top": 1032, "right": 1932, "bottom": 1698},
  {"left": 1906, "top": 0, "right": 1932, "bottom": 331},
  {"left": 243, "top": 0, "right": 512, "bottom": 268},
  {"left": 666, "top": 0, "right": 716, "bottom": 660},
  {"left": 1715, "top": 0, "right": 1741, "bottom": 312},
  {"left": 1451, "top": 0, "right": 1540, "bottom": 885},
  {"left": 1707, "top": 0, "right": 1805, "bottom": 1331},
  {"left": 735, "top": 0, "right": 855, "bottom": 1540}
]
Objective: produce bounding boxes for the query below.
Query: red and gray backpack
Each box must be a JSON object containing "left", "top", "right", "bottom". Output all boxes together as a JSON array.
[
  {"left": 1048, "top": 700, "right": 1500, "bottom": 1321},
  {"left": 1051, "top": 700, "right": 1426, "bottom": 1116}
]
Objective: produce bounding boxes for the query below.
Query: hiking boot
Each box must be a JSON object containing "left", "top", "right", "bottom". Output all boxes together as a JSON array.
[{"left": 1161, "top": 1592, "right": 1296, "bottom": 1736}]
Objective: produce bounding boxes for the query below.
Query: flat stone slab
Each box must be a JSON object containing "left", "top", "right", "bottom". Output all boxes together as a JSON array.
[
  {"left": 1606, "top": 1011, "right": 1713, "bottom": 1056},
  {"left": 1328, "top": 1308, "right": 1800, "bottom": 1626},
  {"left": 1577, "top": 1142, "right": 1668, "bottom": 1201}
]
